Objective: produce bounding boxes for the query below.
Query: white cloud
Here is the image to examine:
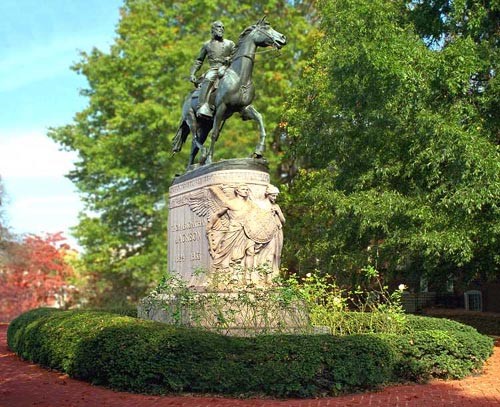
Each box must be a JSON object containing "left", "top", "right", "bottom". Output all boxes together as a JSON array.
[
  {"left": 9, "top": 195, "right": 81, "bottom": 232},
  {"left": 5, "top": 188, "right": 83, "bottom": 250},
  {"left": 0, "top": 129, "right": 77, "bottom": 178}
]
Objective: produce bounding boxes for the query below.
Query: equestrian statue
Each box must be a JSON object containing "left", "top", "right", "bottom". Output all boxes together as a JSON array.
[{"left": 172, "top": 17, "right": 287, "bottom": 167}]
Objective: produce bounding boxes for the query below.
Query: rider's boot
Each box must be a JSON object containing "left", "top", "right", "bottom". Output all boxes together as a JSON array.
[{"left": 197, "top": 80, "right": 214, "bottom": 118}]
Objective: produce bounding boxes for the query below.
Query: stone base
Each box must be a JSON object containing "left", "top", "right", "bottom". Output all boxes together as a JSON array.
[{"left": 137, "top": 290, "right": 312, "bottom": 336}]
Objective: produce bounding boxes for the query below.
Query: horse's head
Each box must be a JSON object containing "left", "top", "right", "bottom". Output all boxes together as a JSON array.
[{"left": 243, "top": 17, "right": 287, "bottom": 50}]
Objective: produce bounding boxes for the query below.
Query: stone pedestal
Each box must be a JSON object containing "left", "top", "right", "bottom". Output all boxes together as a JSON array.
[
  {"left": 138, "top": 158, "right": 307, "bottom": 335},
  {"left": 168, "top": 158, "right": 271, "bottom": 290}
]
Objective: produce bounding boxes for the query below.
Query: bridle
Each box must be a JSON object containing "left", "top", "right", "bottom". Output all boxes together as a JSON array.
[
  {"left": 253, "top": 24, "right": 283, "bottom": 50},
  {"left": 232, "top": 24, "right": 283, "bottom": 63}
]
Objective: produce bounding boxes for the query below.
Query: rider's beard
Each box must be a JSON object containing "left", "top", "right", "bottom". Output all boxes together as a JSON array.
[{"left": 212, "top": 29, "right": 224, "bottom": 40}]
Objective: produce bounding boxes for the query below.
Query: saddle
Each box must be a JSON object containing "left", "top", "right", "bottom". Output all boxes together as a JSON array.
[{"left": 192, "top": 66, "right": 228, "bottom": 117}]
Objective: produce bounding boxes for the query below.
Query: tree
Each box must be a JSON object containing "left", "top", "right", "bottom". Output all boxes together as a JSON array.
[
  {"left": 48, "top": 0, "right": 317, "bottom": 304},
  {"left": 0, "top": 180, "right": 78, "bottom": 320},
  {"left": 282, "top": 0, "right": 499, "bottom": 286},
  {"left": 0, "top": 233, "right": 76, "bottom": 322}
]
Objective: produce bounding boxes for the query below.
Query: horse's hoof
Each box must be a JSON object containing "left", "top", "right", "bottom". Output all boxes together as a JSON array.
[
  {"left": 199, "top": 149, "right": 208, "bottom": 165},
  {"left": 253, "top": 143, "right": 265, "bottom": 158},
  {"left": 186, "top": 163, "right": 200, "bottom": 171}
]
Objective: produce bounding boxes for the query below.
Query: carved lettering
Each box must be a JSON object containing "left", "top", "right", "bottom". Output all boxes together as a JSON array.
[
  {"left": 171, "top": 220, "right": 204, "bottom": 232},
  {"left": 173, "top": 252, "right": 202, "bottom": 264},
  {"left": 174, "top": 231, "right": 202, "bottom": 245},
  {"left": 175, "top": 253, "right": 186, "bottom": 263}
]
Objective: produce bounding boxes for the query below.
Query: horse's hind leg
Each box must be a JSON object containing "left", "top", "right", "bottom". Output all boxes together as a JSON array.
[
  {"left": 187, "top": 115, "right": 202, "bottom": 167},
  {"left": 241, "top": 104, "right": 266, "bottom": 158}
]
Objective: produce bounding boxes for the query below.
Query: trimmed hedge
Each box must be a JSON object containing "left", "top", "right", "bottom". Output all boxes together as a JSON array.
[
  {"left": 423, "top": 311, "right": 500, "bottom": 336},
  {"left": 405, "top": 314, "right": 481, "bottom": 334},
  {"left": 394, "top": 315, "right": 494, "bottom": 381},
  {"left": 7, "top": 308, "right": 494, "bottom": 398}
]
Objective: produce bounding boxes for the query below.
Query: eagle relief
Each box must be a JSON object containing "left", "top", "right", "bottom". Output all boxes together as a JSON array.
[{"left": 188, "top": 183, "right": 285, "bottom": 286}]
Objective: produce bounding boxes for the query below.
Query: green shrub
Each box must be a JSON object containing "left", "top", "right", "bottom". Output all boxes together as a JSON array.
[
  {"left": 88, "top": 305, "right": 138, "bottom": 318},
  {"left": 7, "top": 308, "right": 493, "bottom": 398},
  {"left": 76, "top": 329, "right": 395, "bottom": 397},
  {"left": 7, "top": 307, "right": 59, "bottom": 360},
  {"left": 423, "top": 312, "right": 500, "bottom": 336},
  {"left": 387, "top": 315, "right": 494, "bottom": 381},
  {"left": 387, "top": 329, "right": 493, "bottom": 382},
  {"left": 8, "top": 309, "right": 396, "bottom": 397},
  {"left": 7, "top": 308, "right": 138, "bottom": 373},
  {"left": 405, "top": 314, "right": 479, "bottom": 335},
  {"left": 286, "top": 268, "right": 408, "bottom": 336}
]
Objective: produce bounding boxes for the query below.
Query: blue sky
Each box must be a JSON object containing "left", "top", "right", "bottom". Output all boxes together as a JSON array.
[{"left": 0, "top": 0, "right": 123, "bottom": 248}]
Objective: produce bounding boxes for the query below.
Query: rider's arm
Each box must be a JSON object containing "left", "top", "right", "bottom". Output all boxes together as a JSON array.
[{"left": 190, "top": 43, "right": 208, "bottom": 82}]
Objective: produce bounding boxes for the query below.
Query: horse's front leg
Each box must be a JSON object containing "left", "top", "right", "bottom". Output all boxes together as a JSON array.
[
  {"left": 205, "top": 103, "right": 227, "bottom": 165},
  {"left": 188, "top": 143, "right": 198, "bottom": 167},
  {"left": 241, "top": 105, "right": 266, "bottom": 158}
]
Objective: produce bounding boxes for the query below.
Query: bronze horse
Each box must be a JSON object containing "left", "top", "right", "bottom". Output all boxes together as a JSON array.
[{"left": 173, "top": 18, "right": 287, "bottom": 166}]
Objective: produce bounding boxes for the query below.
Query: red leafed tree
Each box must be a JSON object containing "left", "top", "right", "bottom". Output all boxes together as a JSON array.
[{"left": 0, "top": 232, "right": 76, "bottom": 322}]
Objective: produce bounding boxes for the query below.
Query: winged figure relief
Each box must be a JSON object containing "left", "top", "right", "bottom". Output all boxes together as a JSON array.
[{"left": 188, "top": 184, "right": 280, "bottom": 272}]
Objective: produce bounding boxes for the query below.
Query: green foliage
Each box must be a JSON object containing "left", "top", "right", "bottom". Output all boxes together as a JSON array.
[
  {"left": 285, "top": 267, "right": 408, "bottom": 335},
  {"left": 87, "top": 305, "right": 139, "bottom": 318},
  {"left": 7, "top": 308, "right": 59, "bottom": 357},
  {"left": 422, "top": 311, "right": 500, "bottom": 336},
  {"left": 388, "top": 315, "right": 494, "bottom": 381},
  {"left": 140, "top": 266, "right": 408, "bottom": 335},
  {"left": 283, "top": 0, "right": 500, "bottom": 283},
  {"left": 140, "top": 267, "right": 310, "bottom": 335},
  {"left": 389, "top": 329, "right": 493, "bottom": 381},
  {"left": 47, "top": 0, "right": 317, "bottom": 303},
  {"left": 8, "top": 308, "right": 492, "bottom": 397},
  {"left": 405, "top": 314, "right": 479, "bottom": 334}
]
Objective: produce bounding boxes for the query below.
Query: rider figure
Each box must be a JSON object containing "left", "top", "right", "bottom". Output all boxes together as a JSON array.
[{"left": 189, "top": 21, "right": 235, "bottom": 118}]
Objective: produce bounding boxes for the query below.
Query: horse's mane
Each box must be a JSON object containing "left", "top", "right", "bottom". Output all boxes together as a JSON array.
[
  {"left": 238, "top": 25, "right": 256, "bottom": 43},
  {"left": 233, "top": 21, "right": 270, "bottom": 52},
  {"left": 233, "top": 25, "right": 255, "bottom": 54}
]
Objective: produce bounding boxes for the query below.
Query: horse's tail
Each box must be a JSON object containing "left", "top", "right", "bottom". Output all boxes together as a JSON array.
[
  {"left": 172, "top": 120, "right": 189, "bottom": 153},
  {"left": 172, "top": 92, "right": 196, "bottom": 153}
]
